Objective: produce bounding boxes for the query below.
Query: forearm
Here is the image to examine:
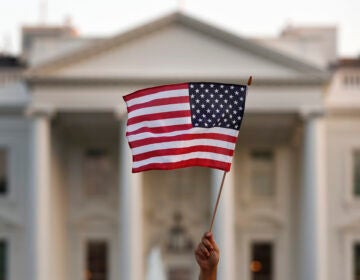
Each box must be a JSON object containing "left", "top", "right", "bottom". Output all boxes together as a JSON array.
[{"left": 199, "top": 268, "right": 217, "bottom": 280}]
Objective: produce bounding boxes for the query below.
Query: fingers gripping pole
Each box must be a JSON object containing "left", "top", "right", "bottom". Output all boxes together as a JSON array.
[{"left": 209, "top": 171, "right": 227, "bottom": 232}]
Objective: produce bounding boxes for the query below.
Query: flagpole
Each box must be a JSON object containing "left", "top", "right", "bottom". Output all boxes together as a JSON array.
[
  {"left": 208, "top": 76, "right": 252, "bottom": 233},
  {"left": 209, "top": 170, "right": 227, "bottom": 232}
]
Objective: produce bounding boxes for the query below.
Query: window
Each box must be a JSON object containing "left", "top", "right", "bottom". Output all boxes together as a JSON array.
[
  {"left": 83, "top": 149, "right": 115, "bottom": 198},
  {"left": 0, "top": 149, "right": 8, "bottom": 195},
  {"left": 85, "top": 241, "right": 108, "bottom": 280},
  {"left": 354, "top": 151, "right": 360, "bottom": 196},
  {"left": 0, "top": 240, "right": 7, "bottom": 280},
  {"left": 250, "top": 242, "right": 273, "bottom": 280},
  {"left": 251, "top": 150, "right": 275, "bottom": 197}
]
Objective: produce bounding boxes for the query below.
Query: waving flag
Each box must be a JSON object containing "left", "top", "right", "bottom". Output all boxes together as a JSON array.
[{"left": 123, "top": 82, "right": 247, "bottom": 173}]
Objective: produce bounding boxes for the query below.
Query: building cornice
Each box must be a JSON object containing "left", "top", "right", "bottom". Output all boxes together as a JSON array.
[
  {"left": 25, "top": 104, "right": 56, "bottom": 118},
  {"left": 25, "top": 75, "right": 329, "bottom": 87}
]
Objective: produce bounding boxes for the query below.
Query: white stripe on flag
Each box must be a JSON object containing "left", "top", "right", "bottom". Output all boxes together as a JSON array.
[
  {"left": 126, "top": 89, "right": 189, "bottom": 107},
  {"left": 127, "top": 127, "right": 239, "bottom": 142},
  {"left": 127, "top": 117, "right": 191, "bottom": 133},
  {"left": 131, "top": 139, "right": 236, "bottom": 155},
  {"left": 128, "top": 103, "right": 189, "bottom": 118}
]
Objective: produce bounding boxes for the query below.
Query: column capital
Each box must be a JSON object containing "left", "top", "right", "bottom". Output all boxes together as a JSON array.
[
  {"left": 114, "top": 105, "right": 127, "bottom": 121},
  {"left": 25, "top": 105, "right": 56, "bottom": 119},
  {"left": 299, "top": 106, "right": 325, "bottom": 121}
]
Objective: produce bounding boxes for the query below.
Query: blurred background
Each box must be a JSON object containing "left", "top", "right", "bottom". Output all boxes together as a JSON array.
[{"left": 0, "top": 0, "right": 360, "bottom": 280}]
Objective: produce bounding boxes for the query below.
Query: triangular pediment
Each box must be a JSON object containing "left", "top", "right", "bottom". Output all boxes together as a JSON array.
[{"left": 27, "top": 12, "right": 327, "bottom": 82}]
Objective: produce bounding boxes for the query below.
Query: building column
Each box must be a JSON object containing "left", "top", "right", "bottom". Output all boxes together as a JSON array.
[
  {"left": 299, "top": 114, "right": 327, "bottom": 280},
  {"left": 211, "top": 169, "right": 236, "bottom": 280},
  {"left": 119, "top": 118, "right": 144, "bottom": 280},
  {"left": 28, "top": 112, "right": 53, "bottom": 280}
]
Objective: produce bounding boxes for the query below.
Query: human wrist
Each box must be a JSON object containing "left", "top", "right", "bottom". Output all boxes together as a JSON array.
[{"left": 200, "top": 267, "right": 217, "bottom": 280}]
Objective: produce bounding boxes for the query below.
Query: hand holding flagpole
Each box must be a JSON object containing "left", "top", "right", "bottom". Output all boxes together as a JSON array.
[{"left": 208, "top": 76, "right": 252, "bottom": 233}]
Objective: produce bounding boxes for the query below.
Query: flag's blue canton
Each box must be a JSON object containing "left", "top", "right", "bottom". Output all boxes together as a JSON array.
[{"left": 189, "top": 82, "right": 247, "bottom": 130}]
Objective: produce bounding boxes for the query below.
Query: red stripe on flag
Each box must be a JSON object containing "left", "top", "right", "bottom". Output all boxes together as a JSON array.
[
  {"left": 123, "top": 83, "right": 188, "bottom": 102},
  {"left": 126, "top": 124, "right": 193, "bottom": 136},
  {"left": 130, "top": 133, "right": 237, "bottom": 148},
  {"left": 127, "top": 110, "right": 191, "bottom": 126},
  {"left": 132, "top": 158, "right": 231, "bottom": 173},
  {"left": 132, "top": 145, "right": 234, "bottom": 161},
  {"left": 127, "top": 96, "right": 189, "bottom": 113}
]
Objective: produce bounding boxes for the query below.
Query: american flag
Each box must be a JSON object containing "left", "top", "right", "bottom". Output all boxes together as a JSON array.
[{"left": 123, "top": 82, "right": 247, "bottom": 173}]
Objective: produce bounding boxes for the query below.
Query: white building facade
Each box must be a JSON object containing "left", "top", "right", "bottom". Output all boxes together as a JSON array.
[{"left": 0, "top": 12, "right": 359, "bottom": 280}]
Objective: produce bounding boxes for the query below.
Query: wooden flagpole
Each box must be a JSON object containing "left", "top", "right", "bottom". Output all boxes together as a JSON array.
[
  {"left": 209, "top": 170, "right": 227, "bottom": 232},
  {"left": 208, "top": 76, "right": 252, "bottom": 232}
]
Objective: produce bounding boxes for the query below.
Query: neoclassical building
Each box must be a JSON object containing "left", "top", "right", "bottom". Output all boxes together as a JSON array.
[{"left": 0, "top": 11, "right": 359, "bottom": 280}]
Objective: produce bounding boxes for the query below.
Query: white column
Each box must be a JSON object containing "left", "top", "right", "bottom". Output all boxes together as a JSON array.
[
  {"left": 299, "top": 114, "right": 327, "bottom": 280},
  {"left": 211, "top": 169, "right": 236, "bottom": 280},
  {"left": 119, "top": 118, "right": 144, "bottom": 280},
  {"left": 28, "top": 113, "right": 52, "bottom": 280}
]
